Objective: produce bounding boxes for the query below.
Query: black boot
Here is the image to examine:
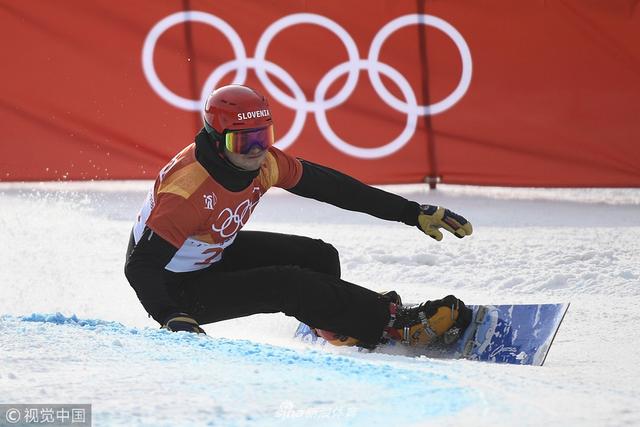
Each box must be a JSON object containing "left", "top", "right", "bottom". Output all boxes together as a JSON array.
[{"left": 314, "top": 289, "right": 404, "bottom": 348}]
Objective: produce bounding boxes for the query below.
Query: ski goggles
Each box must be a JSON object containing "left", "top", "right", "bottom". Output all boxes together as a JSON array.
[{"left": 224, "top": 125, "right": 275, "bottom": 154}]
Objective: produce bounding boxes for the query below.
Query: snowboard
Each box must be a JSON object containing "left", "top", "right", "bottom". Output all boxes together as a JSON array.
[{"left": 294, "top": 303, "right": 570, "bottom": 366}]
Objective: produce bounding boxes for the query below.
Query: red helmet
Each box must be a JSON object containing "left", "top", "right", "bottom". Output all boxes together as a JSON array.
[{"left": 203, "top": 85, "right": 272, "bottom": 135}]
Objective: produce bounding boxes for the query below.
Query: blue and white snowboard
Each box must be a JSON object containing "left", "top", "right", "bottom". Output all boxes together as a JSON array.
[{"left": 294, "top": 303, "right": 570, "bottom": 366}]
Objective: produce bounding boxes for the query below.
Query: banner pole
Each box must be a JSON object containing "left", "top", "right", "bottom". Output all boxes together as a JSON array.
[
  {"left": 182, "top": 1, "right": 202, "bottom": 132},
  {"left": 417, "top": 0, "right": 439, "bottom": 189}
]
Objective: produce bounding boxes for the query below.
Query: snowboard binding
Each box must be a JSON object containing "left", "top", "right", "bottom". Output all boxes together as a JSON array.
[{"left": 384, "top": 295, "right": 472, "bottom": 347}]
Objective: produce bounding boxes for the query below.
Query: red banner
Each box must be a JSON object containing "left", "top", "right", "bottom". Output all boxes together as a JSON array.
[{"left": 1, "top": 1, "right": 639, "bottom": 186}]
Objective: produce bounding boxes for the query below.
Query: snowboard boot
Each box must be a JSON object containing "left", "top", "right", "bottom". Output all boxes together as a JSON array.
[
  {"left": 384, "top": 295, "right": 472, "bottom": 346},
  {"left": 314, "top": 289, "right": 404, "bottom": 348}
]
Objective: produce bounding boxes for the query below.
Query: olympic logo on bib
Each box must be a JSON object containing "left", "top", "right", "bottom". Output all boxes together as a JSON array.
[{"left": 142, "top": 12, "right": 472, "bottom": 159}]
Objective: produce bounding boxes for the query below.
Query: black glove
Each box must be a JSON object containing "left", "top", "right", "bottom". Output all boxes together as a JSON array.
[
  {"left": 162, "top": 313, "right": 206, "bottom": 334},
  {"left": 417, "top": 204, "right": 473, "bottom": 241}
]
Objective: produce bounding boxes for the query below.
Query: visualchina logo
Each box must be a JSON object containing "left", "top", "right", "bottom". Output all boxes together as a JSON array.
[{"left": 237, "top": 109, "right": 270, "bottom": 121}]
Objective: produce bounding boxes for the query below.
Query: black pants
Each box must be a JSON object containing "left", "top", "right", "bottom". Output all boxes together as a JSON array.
[{"left": 169, "top": 231, "right": 390, "bottom": 344}]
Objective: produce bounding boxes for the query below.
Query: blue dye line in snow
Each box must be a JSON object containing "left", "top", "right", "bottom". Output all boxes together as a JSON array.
[
  {"left": 21, "top": 312, "right": 118, "bottom": 327},
  {"left": 7, "top": 313, "right": 478, "bottom": 421}
]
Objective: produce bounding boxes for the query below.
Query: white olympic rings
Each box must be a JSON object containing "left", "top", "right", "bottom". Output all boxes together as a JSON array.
[{"left": 142, "top": 11, "right": 473, "bottom": 159}]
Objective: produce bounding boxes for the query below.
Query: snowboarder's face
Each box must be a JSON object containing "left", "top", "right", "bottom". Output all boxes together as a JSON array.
[{"left": 224, "top": 145, "right": 268, "bottom": 171}]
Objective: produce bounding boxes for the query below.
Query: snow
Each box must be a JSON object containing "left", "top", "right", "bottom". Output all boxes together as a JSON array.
[{"left": 1, "top": 181, "right": 639, "bottom": 426}]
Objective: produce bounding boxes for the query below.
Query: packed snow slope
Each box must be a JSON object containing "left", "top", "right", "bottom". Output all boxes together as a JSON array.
[{"left": 1, "top": 182, "right": 639, "bottom": 427}]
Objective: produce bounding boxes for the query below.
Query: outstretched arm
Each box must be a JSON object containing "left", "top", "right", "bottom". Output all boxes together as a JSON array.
[
  {"left": 287, "top": 159, "right": 420, "bottom": 225},
  {"left": 286, "top": 160, "right": 472, "bottom": 240}
]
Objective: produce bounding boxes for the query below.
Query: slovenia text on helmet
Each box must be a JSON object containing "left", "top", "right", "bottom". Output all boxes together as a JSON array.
[{"left": 203, "top": 85, "right": 272, "bottom": 136}]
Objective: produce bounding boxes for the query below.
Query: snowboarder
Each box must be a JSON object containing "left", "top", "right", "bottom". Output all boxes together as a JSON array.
[{"left": 124, "top": 84, "right": 474, "bottom": 348}]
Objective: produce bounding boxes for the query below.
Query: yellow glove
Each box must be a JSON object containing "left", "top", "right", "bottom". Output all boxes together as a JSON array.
[{"left": 417, "top": 205, "right": 473, "bottom": 241}]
